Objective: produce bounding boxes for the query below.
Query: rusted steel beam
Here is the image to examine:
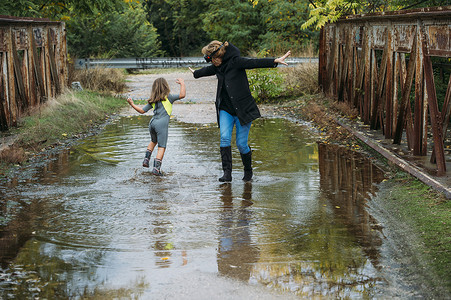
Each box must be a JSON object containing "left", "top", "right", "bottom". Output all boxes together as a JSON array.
[
  {"left": 363, "top": 24, "right": 372, "bottom": 124},
  {"left": 398, "top": 53, "right": 415, "bottom": 150},
  {"left": 393, "top": 34, "right": 416, "bottom": 144},
  {"left": 370, "top": 49, "right": 377, "bottom": 126},
  {"left": 354, "top": 34, "right": 366, "bottom": 110},
  {"left": 30, "top": 28, "right": 46, "bottom": 101},
  {"left": 5, "top": 27, "right": 17, "bottom": 127},
  {"left": 350, "top": 43, "right": 357, "bottom": 105},
  {"left": 370, "top": 36, "right": 388, "bottom": 130},
  {"left": 421, "top": 29, "right": 446, "bottom": 173},
  {"left": 0, "top": 55, "right": 7, "bottom": 131},
  {"left": 385, "top": 25, "right": 394, "bottom": 139},
  {"left": 11, "top": 31, "right": 27, "bottom": 112},
  {"left": 414, "top": 26, "right": 425, "bottom": 155},
  {"left": 431, "top": 74, "right": 451, "bottom": 163},
  {"left": 327, "top": 27, "right": 338, "bottom": 97},
  {"left": 47, "top": 28, "right": 60, "bottom": 95},
  {"left": 59, "top": 23, "right": 67, "bottom": 91},
  {"left": 339, "top": 30, "right": 352, "bottom": 102}
]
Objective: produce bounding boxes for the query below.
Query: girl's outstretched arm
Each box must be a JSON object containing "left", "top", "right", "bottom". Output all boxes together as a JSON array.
[
  {"left": 127, "top": 97, "right": 145, "bottom": 114},
  {"left": 176, "top": 78, "right": 186, "bottom": 99}
]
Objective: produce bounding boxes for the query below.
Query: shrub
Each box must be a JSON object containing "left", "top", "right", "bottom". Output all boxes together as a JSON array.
[
  {"left": 281, "top": 63, "right": 319, "bottom": 97},
  {"left": 72, "top": 67, "right": 127, "bottom": 93},
  {"left": 247, "top": 69, "right": 285, "bottom": 103},
  {"left": 247, "top": 62, "right": 320, "bottom": 103}
]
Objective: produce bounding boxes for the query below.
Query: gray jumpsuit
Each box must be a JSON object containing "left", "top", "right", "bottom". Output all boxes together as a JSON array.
[{"left": 142, "top": 93, "right": 180, "bottom": 148}]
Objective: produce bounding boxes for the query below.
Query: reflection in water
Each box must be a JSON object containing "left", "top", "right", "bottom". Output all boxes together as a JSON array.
[
  {"left": 249, "top": 142, "right": 387, "bottom": 298},
  {"left": 217, "top": 183, "right": 259, "bottom": 281},
  {"left": 152, "top": 195, "right": 173, "bottom": 269},
  {"left": 318, "top": 142, "right": 386, "bottom": 267}
]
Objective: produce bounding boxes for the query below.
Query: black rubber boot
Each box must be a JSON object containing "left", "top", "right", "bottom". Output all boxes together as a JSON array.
[
  {"left": 219, "top": 146, "right": 232, "bottom": 182},
  {"left": 152, "top": 158, "right": 163, "bottom": 176},
  {"left": 143, "top": 149, "right": 152, "bottom": 168},
  {"left": 240, "top": 149, "right": 253, "bottom": 182}
]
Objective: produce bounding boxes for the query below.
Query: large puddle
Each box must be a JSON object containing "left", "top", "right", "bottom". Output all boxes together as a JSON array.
[{"left": 0, "top": 116, "right": 426, "bottom": 298}]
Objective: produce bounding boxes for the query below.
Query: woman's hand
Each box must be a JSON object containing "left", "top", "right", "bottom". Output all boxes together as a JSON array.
[
  {"left": 127, "top": 97, "right": 134, "bottom": 105},
  {"left": 274, "top": 50, "right": 291, "bottom": 66},
  {"left": 176, "top": 78, "right": 185, "bottom": 85}
]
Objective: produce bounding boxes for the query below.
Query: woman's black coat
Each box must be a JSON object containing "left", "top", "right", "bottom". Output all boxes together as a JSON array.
[{"left": 193, "top": 43, "right": 277, "bottom": 126}]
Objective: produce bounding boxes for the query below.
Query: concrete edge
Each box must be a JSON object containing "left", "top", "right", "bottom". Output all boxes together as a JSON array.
[{"left": 334, "top": 117, "right": 451, "bottom": 200}]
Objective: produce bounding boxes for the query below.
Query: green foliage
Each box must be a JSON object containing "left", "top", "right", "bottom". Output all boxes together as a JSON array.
[
  {"left": 143, "top": 0, "right": 319, "bottom": 57},
  {"left": 247, "top": 69, "right": 284, "bottom": 103},
  {"left": 0, "top": 0, "right": 124, "bottom": 20},
  {"left": 201, "top": 0, "right": 265, "bottom": 53},
  {"left": 18, "top": 91, "right": 127, "bottom": 148},
  {"left": 0, "top": 1, "right": 39, "bottom": 17},
  {"left": 301, "top": 0, "right": 362, "bottom": 30},
  {"left": 144, "top": 0, "right": 210, "bottom": 56},
  {"left": 381, "top": 175, "right": 451, "bottom": 291},
  {"left": 248, "top": 49, "right": 319, "bottom": 103},
  {"left": 66, "top": 6, "right": 162, "bottom": 58},
  {"left": 257, "top": 0, "right": 319, "bottom": 55},
  {"left": 301, "top": 0, "right": 451, "bottom": 29}
]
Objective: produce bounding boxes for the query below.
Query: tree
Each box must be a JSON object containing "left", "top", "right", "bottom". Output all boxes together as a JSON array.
[
  {"left": 202, "top": 0, "right": 265, "bottom": 53},
  {"left": 0, "top": 0, "right": 124, "bottom": 20},
  {"left": 66, "top": 6, "right": 162, "bottom": 58},
  {"left": 256, "top": 0, "right": 319, "bottom": 55},
  {"left": 144, "top": 0, "right": 209, "bottom": 56}
]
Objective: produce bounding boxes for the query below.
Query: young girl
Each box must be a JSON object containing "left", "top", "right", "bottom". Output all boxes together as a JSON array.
[{"left": 127, "top": 77, "right": 186, "bottom": 175}]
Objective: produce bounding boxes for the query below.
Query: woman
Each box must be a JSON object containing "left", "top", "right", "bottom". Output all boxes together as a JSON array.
[{"left": 189, "top": 41, "right": 290, "bottom": 182}]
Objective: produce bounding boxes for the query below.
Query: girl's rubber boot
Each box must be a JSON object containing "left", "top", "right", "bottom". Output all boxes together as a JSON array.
[
  {"left": 152, "top": 158, "right": 163, "bottom": 176},
  {"left": 240, "top": 149, "right": 253, "bottom": 182},
  {"left": 143, "top": 149, "right": 152, "bottom": 168},
  {"left": 219, "top": 146, "right": 232, "bottom": 182}
]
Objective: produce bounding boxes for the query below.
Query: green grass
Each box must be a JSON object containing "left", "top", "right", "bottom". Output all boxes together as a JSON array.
[
  {"left": 0, "top": 90, "right": 127, "bottom": 175},
  {"left": 382, "top": 173, "right": 451, "bottom": 291},
  {"left": 18, "top": 90, "right": 127, "bottom": 147}
]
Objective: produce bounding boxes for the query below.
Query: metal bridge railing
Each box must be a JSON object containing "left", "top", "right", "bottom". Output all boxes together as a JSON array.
[
  {"left": 74, "top": 57, "right": 318, "bottom": 70},
  {"left": 319, "top": 6, "right": 451, "bottom": 174}
]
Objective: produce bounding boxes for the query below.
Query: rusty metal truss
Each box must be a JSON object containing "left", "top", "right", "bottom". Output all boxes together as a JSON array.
[
  {"left": 319, "top": 6, "right": 451, "bottom": 174},
  {"left": 0, "top": 15, "right": 67, "bottom": 131}
]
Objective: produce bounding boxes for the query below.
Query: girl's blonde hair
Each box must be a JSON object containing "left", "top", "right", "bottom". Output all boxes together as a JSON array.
[
  {"left": 149, "top": 77, "right": 170, "bottom": 104},
  {"left": 202, "top": 41, "right": 229, "bottom": 59}
]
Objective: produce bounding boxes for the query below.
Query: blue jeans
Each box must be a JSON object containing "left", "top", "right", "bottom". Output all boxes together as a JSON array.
[{"left": 219, "top": 110, "right": 251, "bottom": 154}]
